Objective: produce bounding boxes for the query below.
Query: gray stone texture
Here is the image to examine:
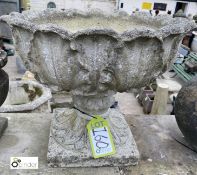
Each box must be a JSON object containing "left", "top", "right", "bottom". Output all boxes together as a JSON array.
[
  {"left": 1, "top": 9, "right": 196, "bottom": 115},
  {"left": 51, "top": 91, "right": 73, "bottom": 110},
  {"left": 0, "top": 9, "right": 196, "bottom": 115},
  {"left": 47, "top": 108, "right": 139, "bottom": 167},
  {"left": 1, "top": 10, "right": 195, "bottom": 91},
  {"left": 0, "top": 80, "right": 52, "bottom": 113},
  {"left": 1, "top": 9, "right": 196, "bottom": 167}
]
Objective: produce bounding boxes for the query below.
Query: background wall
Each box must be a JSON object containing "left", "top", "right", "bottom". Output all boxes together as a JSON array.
[
  {"left": 0, "top": 0, "right": 19, "bottom": 15},
  {"left": 30, "top": 0, "right": 116, "bottom": 13},
  {"left": 118, "top": 0, "right": 197, "bottom": 17},
  {"left": 0, "top": 0, "right": 19, "bottom": 39}
]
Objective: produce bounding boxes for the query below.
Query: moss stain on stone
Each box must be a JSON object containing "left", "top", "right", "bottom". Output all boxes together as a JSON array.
[
  {"left": 34, "top": 86, "right": 43, "bottom": 97},
  {"left": 21, "top": 84, "right": 43, "bottom": 101},
  {"left": 21, "top": 84, "right": 29, "bottom": 92}
]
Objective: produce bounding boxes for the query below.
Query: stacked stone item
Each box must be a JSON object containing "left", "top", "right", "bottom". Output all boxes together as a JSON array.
[
  {"left": 0, "top": 49, "right": 9, "bottom": 137},
  {"left": 1, "top": 9, "right": 196, "bottom": 167}
]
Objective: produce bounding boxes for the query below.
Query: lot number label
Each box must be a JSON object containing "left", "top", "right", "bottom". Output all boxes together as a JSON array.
[{"left": 87, "top": 116, "right": 116, "bottom": 158}]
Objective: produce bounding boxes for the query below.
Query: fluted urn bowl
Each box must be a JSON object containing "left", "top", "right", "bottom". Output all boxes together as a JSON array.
[{"left": 1, "top": 9, "right": 196, "bottom": 115}]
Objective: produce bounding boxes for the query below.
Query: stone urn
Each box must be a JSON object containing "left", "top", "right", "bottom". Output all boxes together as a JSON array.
[
  {"left": 175, "top": 78, "right": 197, "bottom": 151},
  {"left": 0, "top": 50, "right": 9, "bottom": 106},
  {"left": 0, "top": 50, "right": 9, "bottom": 137},
  {"left": 1, "top": 9, "right": 196, "bottom": 167}
]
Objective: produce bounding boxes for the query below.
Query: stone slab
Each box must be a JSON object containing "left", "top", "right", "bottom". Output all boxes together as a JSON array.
[
  {"left": 0, "top": 117, "right": 8, "bottom": 138},
  {"left": 47, "top": 108, "right": 139, "bottom": 167}
]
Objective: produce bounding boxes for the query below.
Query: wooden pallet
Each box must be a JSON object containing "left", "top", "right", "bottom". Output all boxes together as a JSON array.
[{"left": 173, "top": 52, "right": 197, "bottom": 82}]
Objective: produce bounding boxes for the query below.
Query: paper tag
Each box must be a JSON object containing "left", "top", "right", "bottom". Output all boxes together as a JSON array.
[{"left": 87, "top": 116, "right": 116, "bottom": 158}]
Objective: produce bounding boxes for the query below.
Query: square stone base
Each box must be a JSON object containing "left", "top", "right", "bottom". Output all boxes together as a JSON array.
[
  {"left": 47, "top": 109, "right": 139, "bottom": 167},
  {"left": 0, "top": 117, "right": 8, "bottom": 138}
]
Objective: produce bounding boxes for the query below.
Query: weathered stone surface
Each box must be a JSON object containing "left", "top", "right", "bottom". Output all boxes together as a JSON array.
[
  {"left": 0, "top": 80, "right": 52, "bottom": 113},
  {"left": 51, "top": 91, "right": 73, "bottom": 110},
  {"left": 47, "top": 108, "right": 139, "bottom": 167},
  {"left": 175, "top": 78, "right": 197, "bottom": 151},
  {"left": 1, "top": 10, "right": 195, "bottom": 98},
  {"left": 1, "top": 9, "right": 196, "bottom": 167},
  {"left": 0, "top": 117, "right": 8, "bottom": 138},
  {"left": 0, "top": 10, "right": 196, "bottom": 114}
]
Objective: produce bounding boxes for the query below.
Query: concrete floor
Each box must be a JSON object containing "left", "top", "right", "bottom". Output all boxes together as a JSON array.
[
  {"left": 0, "top": 114, "right": 196, "bottom": 175},
  {"left": 115, "top": 92, "right": 143, "bottom": 115},
  {"left": 1, "top": 45, "right": 197, "bottom": 174}
]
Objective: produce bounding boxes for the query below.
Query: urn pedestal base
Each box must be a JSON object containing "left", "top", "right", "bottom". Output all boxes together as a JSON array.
[{"left": 47, "top": 108, "right": 139, "bottom": 167}]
